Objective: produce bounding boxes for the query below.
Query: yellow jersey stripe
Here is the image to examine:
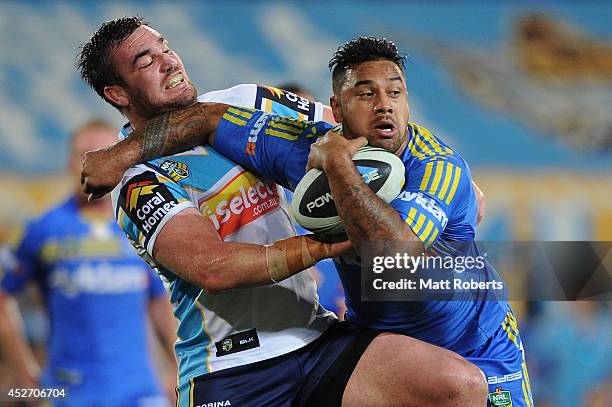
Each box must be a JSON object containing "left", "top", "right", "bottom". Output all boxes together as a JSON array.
[
  {"left": 522, "top": 380, "right": 532, "bottom": 407},
  {"left": 415, "top": 133, "right": 435, "bottom": 156},
  {"left": 418, "top": 220, "right": 435, "bottom": 242},
  {"left": 418, "top": 126, "right": 445, "bottom": 155},
  {"left": 437, "top": 162, "right": 454, "bottom": 201},
  {"left": 222, "top": 112, "right": 247, "bottom": 127},
  {"left": 419, "top": 162, "right": 434, "bottom": 190},
  {"left": 175, "top": 385, "right": 180, "bottom": 407},
  {"left": 412, "top": 213, "right": 427, "bottom": 234},
  {"left": 227, "top": 106, "right": 253, "bottom": 119},
  {"left": 428, "top": 161, "right": 445, "bottom": 195},
  {"left": 274, "top": 117, "right": 308, "bottom": 130},
  {"left": 269, "top": 121, "right": 303, "bottom": 134},
  {"left": 407, "top": 136, "right": 426, "bottom": 160},
  {"left": 444, "top": 165, "right": 462, "bottom": 204},
  {"left": 426, "top": 227, "right": 439, "bottom": 246},
  {"left": 406, "top": 207, "right": 418, "bottom": 226},
  {"left": 505, "top": 315, "right": 520, "bottom": 336},
  {"left": 265, "top": 128, "right": 299, "bottom": 141},
  {"left": 189, "top": 378, "right": 194, "bottom": 407},
  {"left": 502, "top": 323, "right": 520, "bottom": 348}
]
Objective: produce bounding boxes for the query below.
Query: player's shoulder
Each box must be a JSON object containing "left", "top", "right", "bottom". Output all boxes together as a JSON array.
[
  {"left": 198, "top": 83, "right": 257, "bottom": 105},
  {"left": 26, "top": 197, "right": 76, "bottom": 233},
  {"left": 404, "top": 122, "right": 467, "bottom": 168}
]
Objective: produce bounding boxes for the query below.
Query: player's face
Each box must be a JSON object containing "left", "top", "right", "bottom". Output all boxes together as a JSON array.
[
  {"left": 107, "top": 26, "right": 197, "bottom": 121},
  {"left": 331, "top": 60, "right": 409, "bottom": 156}
]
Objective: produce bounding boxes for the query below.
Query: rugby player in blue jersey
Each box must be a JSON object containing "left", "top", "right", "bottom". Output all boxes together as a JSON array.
[
  {"left": 83, "top": 33, "right": 533, "bottom": 406},
  {"left": 77, "top": 18, "right": 487, "bottom": 406},
  {"left": 0, "top": 120, "right": 177, "bottom": 406},
  {"left": 87, "top": 35, "right": 531, "bottom": 406}
]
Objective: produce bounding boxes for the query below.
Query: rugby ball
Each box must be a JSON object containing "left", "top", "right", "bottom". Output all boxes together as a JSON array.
[{"left": 291, "top": 146, "right": 405, "bottom": 235}]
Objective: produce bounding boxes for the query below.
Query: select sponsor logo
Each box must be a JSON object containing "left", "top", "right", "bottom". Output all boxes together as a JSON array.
[
  {"left": 121, "top": 172, "right": 180, "bottom": 238},
  {"left": 199, "top": 171, "right": 280, "bottom": 239}
]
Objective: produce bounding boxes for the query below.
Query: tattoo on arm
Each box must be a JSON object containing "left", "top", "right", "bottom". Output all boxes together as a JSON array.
[
  {"left": 135, "top": 103, "right": 228, "bottom": 162},
  {"left": 141, "top": 114, "right": 170, "bottom": 161},
  {"left": 329, "top": 163, "right": 422, "bottom": 255}
]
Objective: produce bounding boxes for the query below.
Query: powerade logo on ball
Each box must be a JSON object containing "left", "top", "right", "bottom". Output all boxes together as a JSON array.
[{"left": 120, "top": 171, "right": 179, "bottom": 238}]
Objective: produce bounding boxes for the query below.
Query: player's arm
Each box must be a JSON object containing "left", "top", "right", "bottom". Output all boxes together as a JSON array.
[
  {"left": 307, "top": 133, "right": 423, "bottom": 255},
  {"left": 0, "top": 246, "right": 41, "bottom": 387},
  {"left": 82, "top": 102, "right": 229, "bottom": 199},
  {"left": 153, "top": 208, "right": 349, "bottom": 293},
  {"left": 117, "top": 169, "right": 350, "bottom": 294},
  {"left": 0, "top": 293, "right": 41, "bottom": 387},
  {"left": 147, "top": 292, "right": 176, "bottom": 366}
]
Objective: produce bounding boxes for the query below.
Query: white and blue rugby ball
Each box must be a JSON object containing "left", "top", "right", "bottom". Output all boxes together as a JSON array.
[{"left": 291, "top": 146, "right": 405, "bottom": 235}]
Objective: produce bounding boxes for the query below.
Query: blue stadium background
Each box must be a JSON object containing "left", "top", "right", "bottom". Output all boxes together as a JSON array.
[{"left": 0, "top": 1, "right": 610, "bottom": 406}]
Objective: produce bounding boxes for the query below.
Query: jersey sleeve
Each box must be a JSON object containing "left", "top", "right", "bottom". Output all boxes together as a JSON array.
[
  {"left": 0, "top": 223, "right": 42, "bottom": 294},
  {"left": 199, "top": 84, "right": 332, "bottom": 122},
  {"left": 391, "top": 153, "right": 473, "bottom": 249},
  {"left": 112, "top": 165, "right": 196, "bottom": 258},
  {"left": 213, "top": 106, "right": 333, "bottom": 190}
]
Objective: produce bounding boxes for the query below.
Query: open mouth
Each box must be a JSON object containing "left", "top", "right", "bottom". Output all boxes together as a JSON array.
[
  {"left": 373, "top": 121, "right": 397, "bottom": 135},
  {"left": 165, "top": 73, "right": 185, "bottom": 89}
]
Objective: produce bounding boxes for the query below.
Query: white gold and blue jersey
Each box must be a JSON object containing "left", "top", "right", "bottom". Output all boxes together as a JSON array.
[{"left": 112, "top": 86, "right": 337, "bottom": 397}]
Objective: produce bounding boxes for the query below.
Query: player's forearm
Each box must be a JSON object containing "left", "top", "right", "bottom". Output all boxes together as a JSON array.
[
  {"left": 0, "top": 294, "right": 40, "bottom": 385},
  {"left": 157, "top": 235, "right": 343, "bottom": 294},
  {"left": 120, "top": 102, "right": 229, "bottom": 165},
  {"left": 324, "top": 157, "right": 423, "bottom": 254}
]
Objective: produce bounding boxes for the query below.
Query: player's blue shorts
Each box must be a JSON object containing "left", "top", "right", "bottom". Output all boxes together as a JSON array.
[
  {"left": 176, "top": 322, "right": 377, "bottom": 407},
  {"left": 464, "top": 307, "right": 534, "bottom": 407}
]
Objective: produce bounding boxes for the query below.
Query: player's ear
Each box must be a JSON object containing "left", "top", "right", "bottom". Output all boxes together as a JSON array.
[
  {"left": 104, "top": 85, "right": 130, "bottom": 109},
  {"left": 330, "top": 95, "right": 343, "bottom": 123}
]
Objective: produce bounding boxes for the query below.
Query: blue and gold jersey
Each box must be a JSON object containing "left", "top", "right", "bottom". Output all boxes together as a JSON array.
[
  {"left": 212, "top": 109, "right": 507, "bottom": 353},
  {"left": 0, "top": 197, "right": 164, "bottom": 397}
]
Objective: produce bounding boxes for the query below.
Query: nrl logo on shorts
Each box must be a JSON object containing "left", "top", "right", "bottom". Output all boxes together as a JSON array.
[
  {"left": 221, "top": 338, "right": 233, "bottom": 352},
  {"left": 489, "top": 388, "right": 512, "bottom": 407},
  {"left": 160, "top": 160, "right": 190, "bottom": 182}
]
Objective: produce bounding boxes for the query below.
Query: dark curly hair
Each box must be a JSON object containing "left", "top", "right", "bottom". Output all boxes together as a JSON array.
[
  {"left": 329, "top": 36, "right": 406, "bottom": 93},
  {"left": 76, "top": 16, "right": 149, "bottom": 110}
]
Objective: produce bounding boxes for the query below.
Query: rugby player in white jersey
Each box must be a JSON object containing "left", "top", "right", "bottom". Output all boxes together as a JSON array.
[{"left": 77, "top": 17, "right": 486, "bottom": 407}]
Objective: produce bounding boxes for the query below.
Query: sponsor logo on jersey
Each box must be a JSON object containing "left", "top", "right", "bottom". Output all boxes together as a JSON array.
[
  {"left": 160, "top": 160, "right": 190, "bottom": 182},
  {"left": 489, "top": 388, "right": 512, "bottom": 407},
  {"left": 195, "top": 401, "right": 231, "bottom": 407},
  {"left": 120, "top": 172, "right": 180, "bottom": 238},
  {"left": 255, "top": 85, "right": 314, "bottom": 120},
  {"left": 487, "top": 371, "right": 523, "bottom": 384},
  {"left": 397, "top": 191, "right": 448, "bottom": 228},
  {"left": 199, "top": 171, "right": 281, "bottom": 239},
  {"left": 245, "top": 113, "right": 269, "bottom": 156},
  {"left": 215, "top": 328, "right": 259, "bottom": 357},
  {"left": 48, "top": 263, "right": 148, "bottom": 297}
]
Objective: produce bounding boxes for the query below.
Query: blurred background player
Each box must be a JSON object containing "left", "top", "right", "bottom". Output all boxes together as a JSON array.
[{"left": 0, "top": 120, "right": 177, "bottom": 406}]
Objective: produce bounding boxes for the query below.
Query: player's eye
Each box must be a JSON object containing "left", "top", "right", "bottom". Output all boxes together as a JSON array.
[
  {"left": 389, "top": 90, "right": 402, "bottom": 97},
  {"left": 139, "top": 57, "right": 154, "bottom": 69},
  {"left": 359, "top": 92, "right": 373, "bottom": 98}
]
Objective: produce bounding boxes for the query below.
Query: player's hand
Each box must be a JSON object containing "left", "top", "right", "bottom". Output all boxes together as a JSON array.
[
  {"left": 306, "top": 127, "right": 367, "bottom": 171},
  {"left": 81, "top": 146, "right": 129, "bottom": 200},
  {"left": 472, "top": 181, "right": 486, "bottom": 225}
]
